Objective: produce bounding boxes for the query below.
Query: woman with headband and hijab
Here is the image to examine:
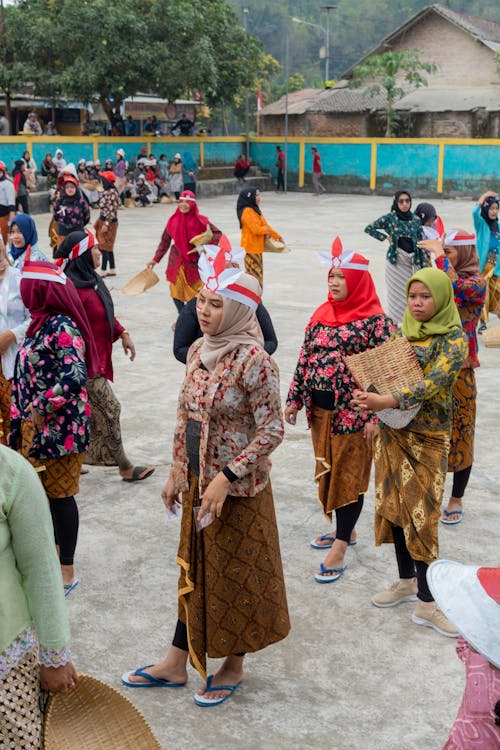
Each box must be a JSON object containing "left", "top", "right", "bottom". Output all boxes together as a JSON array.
[
  {"left": 365, "top": 190, "right": 426, "bottom": 325},
  {"left": 473, "top": 190, "right": 500, "bottom": 331},
  {"left": 122, "top": 248, "right": 289, "bottom": 707},
  {"left": 285, "top": 238, "right": 394, "bottom": 583},
  {"left": 9, "top": 253, "right": 99, "bottom": 596},
  {"left": 55, "top": 230, "right": 155, "bottom": 483}
]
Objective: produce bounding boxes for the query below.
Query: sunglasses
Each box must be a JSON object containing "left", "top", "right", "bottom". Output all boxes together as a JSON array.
[{"left": 398, "top": 198, "right": 411, "bottom": 204}]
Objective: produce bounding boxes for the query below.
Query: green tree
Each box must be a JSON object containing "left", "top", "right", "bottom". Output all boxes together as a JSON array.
[{"left": 350, "top": 49, "right": 437, "bottom": 136}]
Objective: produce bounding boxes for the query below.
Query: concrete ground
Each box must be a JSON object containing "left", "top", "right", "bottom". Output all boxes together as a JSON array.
[{"left": 32, "top": 192, "right": 499, "bottom": 750}]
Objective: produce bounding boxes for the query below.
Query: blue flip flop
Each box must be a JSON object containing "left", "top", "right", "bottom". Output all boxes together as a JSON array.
[
  {"left": 440, "top": 509, "right": 464, "bottom": 525},
  {"left": 193, "top": 675, "right": 242, "bottom": 707},
  {"left": 64, "top": 579, "right": 79, "bottom": 598},
  {"left": 310, "top": 533, "right": 358, "bottom": 550},
  {"left": 121, "top": 665, "right": 187, "bottom": 688},
  {"left": 314, "top": 563, "right": 347, "bottom": 584}
]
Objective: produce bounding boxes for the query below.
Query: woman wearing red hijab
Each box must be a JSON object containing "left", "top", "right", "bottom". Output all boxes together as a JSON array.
[
  {"left": 148, "top": 191, "right": 221, "bottom": 314},
  {"left": 285, "top": 238, "right": 394, "bottom": 583},
  {"left": 9, "top": 255, "right": 99, "bottom": 595}
]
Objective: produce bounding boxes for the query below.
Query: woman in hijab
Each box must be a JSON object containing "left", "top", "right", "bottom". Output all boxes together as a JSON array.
[
  {"left": 418, "top": 231, "right": 486, "bottom": 525},
  {"left": 352, "top": 268, "right": 468, "bottom": 637},
  {"left": 7, "top": 213, "right": 47, "bottom": 270},
  {"left": 168, "top": 154, "right": 183, "bottom": 200},
  {"left": 94, "top": 170, "right": 120, "bottom": 277},
  {"left": 122, "top": 250, "right": 289, "bottom": 707},
  {"left": 12, "top": 159, "right": 29, "bottom": 215},
  {"left": 148, "top": 190, "right": 221, "bottom": 314},
  {"left": 285, "top": 238, "right": 394, "bottom": 583},
  {"left": 52, "top": 174, "right": 90, "bottom": 248},
  {"left": 365, "top": 190, "right": 426, "bottom": 325},
  {"left": 55, "top": 230, "right": 155, "bottom": 483},
  {"left": 0, "top": 236, "right": 30, "bottom": 443},
  {"left": 473, "top": 190, "right": 500, "bottom": 331},
  {"left": 9, "top": 254, "right": 99, "bottom": 596},
  {"left": 237, "top": 187, "right": 281, "bottom": 287}
]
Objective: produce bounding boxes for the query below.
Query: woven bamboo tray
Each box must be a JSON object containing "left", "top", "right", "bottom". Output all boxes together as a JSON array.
[
  {"left": 482, "top": 326, "right": 500, "bottom": 348},
  {"left": 43, "top": 673, "right": 162, "bottom": 750},
  {"left": 344, "top": 335, "right": 423, "bottom": 394}
]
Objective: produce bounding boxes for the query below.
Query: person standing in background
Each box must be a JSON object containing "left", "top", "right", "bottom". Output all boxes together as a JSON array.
[
  {"left": 276, "top": 146, "right": 285, "bottom": 192},
  {"left": 0, "top": 161, "right": 15, "bottom": 244},
  {"left": 311, "top": 147, "right": 326, "bottom": 196}
]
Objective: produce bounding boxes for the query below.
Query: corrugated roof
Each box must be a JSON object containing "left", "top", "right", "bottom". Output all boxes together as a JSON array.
[
  {"left": 395, "top": 85, "right": 500, "bottom": 112},
  {"left": 342, "top": 4, "right": 500, "bottom": 78},
  {"left": 258, "top": 82, "right": 386, "bottom": 116}
]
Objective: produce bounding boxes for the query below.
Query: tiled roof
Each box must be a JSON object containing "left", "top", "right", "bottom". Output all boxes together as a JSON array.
[
  {"left": 395, "top": 85, "right": 500, "bottom": 113},
  {"left": 258, "top": 82, "right": 386, "bottom": 116}
]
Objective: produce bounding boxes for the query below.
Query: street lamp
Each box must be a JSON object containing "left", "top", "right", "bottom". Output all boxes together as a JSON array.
[{"left": 292, "top": 7, "right": 336, "bottom": 83}]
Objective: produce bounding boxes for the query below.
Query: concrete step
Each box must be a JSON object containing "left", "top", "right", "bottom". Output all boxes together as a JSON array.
[
  {"left": 29, "top": 191, "right": 51, "bottom": 214},
  {"left": 198, "top": 165, "right": 263, "bottom": 180},
  {"left": 197, "top": 175, "right": 273, "bottom": 199}
]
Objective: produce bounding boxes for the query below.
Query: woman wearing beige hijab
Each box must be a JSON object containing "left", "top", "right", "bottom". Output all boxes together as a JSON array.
[{"left": 122, "top": 251, "right": 290, "bottom": 707}]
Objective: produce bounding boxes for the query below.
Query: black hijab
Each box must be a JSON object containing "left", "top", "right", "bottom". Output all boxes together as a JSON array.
[
  {"left": 391, "top": 190, "right": 413, "bottom": 221},
  {"left": 236, "top": 187, "right": 262, "bottom": 228},
  {"left": 54, "top": 231, "right": 115, "bottom": 339},
  {"left": 480, "top": 195, "right": 499, "bottom": 233},
  {"left": 414, "top": 202, "right": 436, "bottom": 226}
]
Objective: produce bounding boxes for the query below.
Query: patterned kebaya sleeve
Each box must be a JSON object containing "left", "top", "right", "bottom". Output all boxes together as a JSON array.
[
  {"left": 153, "top": 227, "right": 172, "bottom": 263},
  {"left": 392, "top": 329, "right": 468, "bottom": 410},
  {"left": 32, "top": 319, "right": 88, "bottom": 415},
  {"left": 435, "top": 256, "right": 487, "bottom": 306},
  {"left": 364, "top": 214, "right": 392, "bottom": 243},
  {"left": 226, "top": 353, "right": 284, "bottom": 479},
  {"left": 286, "top": 329, "right": 310, "bottom": 410}
]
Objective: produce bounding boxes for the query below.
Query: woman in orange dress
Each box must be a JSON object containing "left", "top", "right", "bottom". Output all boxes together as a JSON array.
[{"left": 237, "top": 187, "right": 282, "bottom": 287}]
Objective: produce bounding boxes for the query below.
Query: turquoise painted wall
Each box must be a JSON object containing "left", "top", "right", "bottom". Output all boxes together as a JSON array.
[
  {"left": 376, "top": 144, "right": 440, "bottom": 192},
  {"left": 304, "top": 144, "right": 371, "bottom": 187},
  {"left": 204, "top": 141, "right": 242, "bottom": 165},
  {"left": 251, "top": 142, "right": 300, "bottom": 181},
  {"left": 0, "top": 143, "right": 25, "bottom": 170},
  {"left": 443, "top": 145, "right": 500, "bottom": 193},
  {"left": 31, "top": 142, "right": 94, "bottom": 166}
]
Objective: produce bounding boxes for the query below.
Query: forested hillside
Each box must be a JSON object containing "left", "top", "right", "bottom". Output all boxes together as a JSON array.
[{"left": 230, "top": 0, "right": 500, "bottom": 88}]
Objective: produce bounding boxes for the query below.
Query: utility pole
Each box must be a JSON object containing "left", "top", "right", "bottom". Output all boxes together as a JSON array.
[
  {"left": 243, "top": 7, "right": 250, "bottom": 158},
  {"left": 284, "top": 28, "right": 289, "bottom": 192}
]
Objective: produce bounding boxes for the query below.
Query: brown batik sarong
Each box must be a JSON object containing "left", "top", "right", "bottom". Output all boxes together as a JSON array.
[
  {"left": 83, "top": 375, "right": 131, "bottom": 470},
  {"left": 0, "top": 361, "right": 11, "bottom": 445},
  {"left": 0, "top": 651, "right": 42, "bottom": 750},
  {"left": 93, "top": 218, "right": 118, "bottom": 253},
  {"left": 310, "top": 404, "right": 372, "bottom": 517},
  {"left": 374, "top": 424, "right": 449, "bottom": 563},
  {"left": 480, "top": 261, "right": 500, "bottom": 322},
  {"left": 244, "top": 253, "right": 264, "bottom": 288},
  {"left": 448, "top": 367, "right": 476, "bottom": 473},
  {"left": 177, "top": 472, "right": 290, "bottom": 680},
  {"left": 20, "top": 420, "right": 84, "bottom": 497}
]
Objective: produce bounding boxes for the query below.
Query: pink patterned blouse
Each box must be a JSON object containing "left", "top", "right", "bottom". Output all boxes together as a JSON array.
[
  {"left": 171, "top": 339, "right": 284, "bottom": 496},
  {"left": 443, "top": 637, "right": 500, "bottom": 749}
]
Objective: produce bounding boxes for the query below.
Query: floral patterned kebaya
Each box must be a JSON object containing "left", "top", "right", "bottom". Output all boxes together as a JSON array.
[
  {"left": 10, "top": 315, "right": 90, "bottom": 459},
  {"left": 286, "top": 314, "right": 394, "bottom": 435}
]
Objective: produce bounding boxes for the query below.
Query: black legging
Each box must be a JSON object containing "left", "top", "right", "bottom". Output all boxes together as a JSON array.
[
  {"left": 392, "top": 525, "right": 433, "bottom": 602},
  {"left": 49, "top": 496, "right": 79, "bottom": 566},
  {"left": 172, "top": 620, "right": 244, "bottom": 656},
  {"left": 101, "top": 252, "right": 115, "bottom": 271},
  {"left": 335, "top": 494, "right": 364, "bottom": 543},
  {"left": 451, "top": 466, "right": 472, "bottom": 499}
]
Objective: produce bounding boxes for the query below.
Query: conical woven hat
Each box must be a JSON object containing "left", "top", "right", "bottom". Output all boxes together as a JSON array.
[
  {"left": 43, "top": 673, "right": 162, "bottom": 749},
  {"left": 121, "top": 268, "right": 159, "bottom": 296}
]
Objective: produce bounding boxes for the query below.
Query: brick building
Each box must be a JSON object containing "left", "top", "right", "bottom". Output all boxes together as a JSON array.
[{"left": 259, "top": 4, "right": 500, "bottom": 138}]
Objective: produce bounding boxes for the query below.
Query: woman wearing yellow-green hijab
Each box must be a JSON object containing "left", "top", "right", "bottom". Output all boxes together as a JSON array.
[{"left": 352, "top": 268, "right": 467, "bottom": 638}]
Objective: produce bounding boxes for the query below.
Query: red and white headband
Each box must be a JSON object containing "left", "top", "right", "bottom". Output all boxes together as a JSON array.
[
  {"left": 56, "top": 230, "right": 95, "bottom": 271},
  {"left": 198, "top": 234, "right": 245, "bottom": 268},
  {"left": 198, "top": 245, "right": 260, "bottom": 311},
  {"left": 23, "top": 250, "right": 67, "bottom": 286},
  {"left": 444, "top": 230, "right": 476, "bottom": 247},
  {"left": 317, "top": 236, "right": 370, "bottom": 271}
]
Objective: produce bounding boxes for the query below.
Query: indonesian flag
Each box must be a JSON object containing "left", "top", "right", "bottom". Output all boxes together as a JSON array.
[{"left": 257, "top": 89, "right": 263, "bottom": 112}]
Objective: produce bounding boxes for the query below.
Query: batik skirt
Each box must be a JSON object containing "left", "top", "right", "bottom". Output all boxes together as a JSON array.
[
  {"left": 448, "top": 367, "right": 476, "bottom": 473},
  {"left": 0, "top": 651, "right": 42, "bottom": 750},
  {"left": 83, "top": 375, "right": 131, "bottom": 470},
  {"left": 20, "top": 421, "right": 84, "bottom": 498},
  {"left": 244, "top": 253, "right": 264, "bottom": 288}
]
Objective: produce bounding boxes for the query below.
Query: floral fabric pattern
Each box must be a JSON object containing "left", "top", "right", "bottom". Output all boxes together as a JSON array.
[
  {"left": 393, "top": 328, "right": 468, "bottom": 435},
  {"left": 98, "top": 188, "right": 120, "bottom": 221},
  {"left": 171, "top": 340, "right": 284, "bottom": 497},
  {"left": 435, "top": 256, "right": 486, "bottom": 368},
  {"left": 52, "top": 193, "right": 90, "bottom": 235},
  {"left": 286, "top": 314, "right": 394, "bottom": 435},
  {"left": 10, "top": 315, "right": 90, "bottom": 459},
  {"left": 0, "top": 626, "right": 71, "bottom": 677},
  {"left": 364, "top": 212, "right": 426, "bottom": 267}
]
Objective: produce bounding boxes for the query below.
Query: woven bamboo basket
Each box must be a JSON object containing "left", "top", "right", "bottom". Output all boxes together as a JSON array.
[
  {"left": 482, "top": 326, "right": 500, "bottom": 348},
  {"left": 263, "top": 236, "right": 289, "bottom": 253},
  {"left": 344, "top": 335, "right": 423, "bottom": 394},
  {"left": 43, "top": 673, "right": 162, "bottom": 750},
  {"left": 121, "top": 268, "right": 159, "bottom": 296},
  {"left": 190, "top": 224, "right": 213, "bottom": 247},
  {"left": 344, "top": 336, "right": 423, "bottom": 429}
]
